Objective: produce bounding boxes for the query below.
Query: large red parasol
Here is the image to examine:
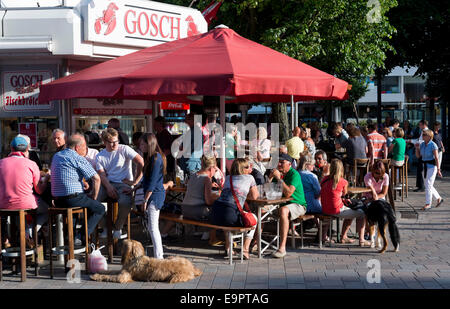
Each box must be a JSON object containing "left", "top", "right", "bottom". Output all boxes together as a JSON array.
[{"left": 39, "top": 26, "right": 349, "bottom": 103}]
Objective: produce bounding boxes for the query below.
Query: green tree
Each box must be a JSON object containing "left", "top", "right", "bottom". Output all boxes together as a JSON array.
[
  {"left": 385, "top": 0, "right": 450, "bottom": 123},
  {"left": 168, "top": 0, "right": 397, "bottom": 139}
]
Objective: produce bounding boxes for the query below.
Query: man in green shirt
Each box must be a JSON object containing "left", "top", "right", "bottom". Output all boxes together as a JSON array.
[{"left": 269, "top": 153, "right": 307, "bottom": 258}]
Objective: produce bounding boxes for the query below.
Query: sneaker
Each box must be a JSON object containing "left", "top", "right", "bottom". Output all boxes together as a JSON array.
[
  {"left": 201, "top": 232, "right": 210, "bottom": 241},
  {"left": 74, "top": 237, "right": 82, "bottom": 246},
  {"left": 112, "top": 229, "right": 122, "bottom": 240},
  {"left": 271, "top": 250, "right": 286, "bottom": 258}
]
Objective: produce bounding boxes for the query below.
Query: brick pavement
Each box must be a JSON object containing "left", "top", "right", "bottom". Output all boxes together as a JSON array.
[{"left": 1, "top": 171, "right": 449, "bottom": 289}]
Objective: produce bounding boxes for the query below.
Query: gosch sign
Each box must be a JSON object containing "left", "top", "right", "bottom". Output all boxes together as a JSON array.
[{"left": 83, "top": 0, "right": 207, "bottom": 48}]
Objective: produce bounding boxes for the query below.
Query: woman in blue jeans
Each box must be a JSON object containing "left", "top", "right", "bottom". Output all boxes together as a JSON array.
[{"left": 140, "top": 133, "right": 167, "bottom": 259}]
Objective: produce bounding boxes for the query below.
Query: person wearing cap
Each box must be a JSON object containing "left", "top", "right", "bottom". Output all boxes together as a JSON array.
[
  {"left": 268, "top": 153, "right": 307, "bottom": 258},
  {"left": 0, "top": 135, "right": 51, "bottom": 247}
]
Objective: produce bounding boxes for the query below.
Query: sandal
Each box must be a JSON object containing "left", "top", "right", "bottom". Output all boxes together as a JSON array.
[
  {"left": 359, "top": 240, "right": 371, "bottom": 247},
  {"left": 340, "top": 238, "right": 355, "bottom": 244},
  {"left": 422, "top": 204, "right": 432, "bottom": 211},
  {"left": 243, "top": 251, "right": 250, "bottom": 260},
  {"left": 436, "top": 199, "right": 444, "bottom": 208}
]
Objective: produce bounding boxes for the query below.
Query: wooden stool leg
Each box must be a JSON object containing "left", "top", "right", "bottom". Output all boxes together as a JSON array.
[
  {"left": 127, "top": 213, "right": 131, "bottom": 240},
  {"left": 300, "top": 220, "right": 304, "bottom": 249},
  {"left": 19, "top": 210, "right": 26, "bottom": 282},
  {"left": 67, "top": 209, "right": 74, "bottom": 263},
  {"left": 84, "top": 209, "right": 89, "bottom": 273},
  {"left": 33, "top": 214, "right": 38, "bottom": 276}
]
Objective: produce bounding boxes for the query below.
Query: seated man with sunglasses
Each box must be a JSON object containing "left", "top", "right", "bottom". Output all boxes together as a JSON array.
[{"left": 96, "top": 128, "right": 144, "bottom": 239}]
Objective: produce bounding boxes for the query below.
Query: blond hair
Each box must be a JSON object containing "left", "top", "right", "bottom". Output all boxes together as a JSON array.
[
  {"left": 422, "top": 129, "right": 434, "bottom": 139},
  {"left": 101, "top": 128, "right": 118, "bottom": 141},
  {"left": 230, "top": 158, "right": 249, "bottom": 175},
  {"left": 329, "top": 159, "right": 344, "bottom": 190},
  {"left": 201, "top": 155, "right": 217, "bottom": 170}
]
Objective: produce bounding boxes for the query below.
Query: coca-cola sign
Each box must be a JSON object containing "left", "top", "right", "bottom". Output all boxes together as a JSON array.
[
  {"left": 84, "top": 0, "right": 207, "bottom": 48},
  {"left": 1, "top": 71, "right": 53, "bottom": 112},
  {"left": 160, "top": 101, "right": 190, "bottom": 110}
]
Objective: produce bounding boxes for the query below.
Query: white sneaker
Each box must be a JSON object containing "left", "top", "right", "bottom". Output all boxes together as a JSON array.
[
  {"left": 74, "top": 237, "right": 82, "bottom": 246},
  {"left": 113, "top": 229, "right": 122, "bottom": 240},
  {"left": 201, "top": 232, "right": 210, "bottom": 241}
]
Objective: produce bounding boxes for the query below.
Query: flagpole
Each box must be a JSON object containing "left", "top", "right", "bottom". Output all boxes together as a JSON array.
[{"left": 189, "top": 0, "right": 197, "bottom": 7}]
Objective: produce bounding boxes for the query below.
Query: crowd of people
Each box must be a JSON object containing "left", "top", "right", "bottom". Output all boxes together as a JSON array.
[{"left": 0, "top": 115, "right": 445, "bottom": 261}]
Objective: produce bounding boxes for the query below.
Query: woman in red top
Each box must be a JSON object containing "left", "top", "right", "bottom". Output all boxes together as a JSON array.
[{"left": 320, "top": 159, "right": 370, "bottom": 246}]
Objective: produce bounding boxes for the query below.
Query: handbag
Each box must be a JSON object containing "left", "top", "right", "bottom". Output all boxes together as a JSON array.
[{"left": 229, "top": 176, "right": 257, "bottom": 227}]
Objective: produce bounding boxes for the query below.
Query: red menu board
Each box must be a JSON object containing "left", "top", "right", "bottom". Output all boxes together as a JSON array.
[{"left": 18, "top": 123, "right": 37, "bottom": 149}]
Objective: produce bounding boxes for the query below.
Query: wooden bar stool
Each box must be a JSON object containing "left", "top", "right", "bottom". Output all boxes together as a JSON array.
[
  {"left": 48, "top": 207, "right": 89, "bottom": 278},
  {"left": 289, "top": 214, "right": 315, "bottom": 249},
  {"left": 391, "top": 162, "right": 406, "bottom": 202},
  {"left": 0, "top": 209, "right": 38, "bottom": 282},
  {"left": 105, "top": 198, "right": 131, "bottom": 263}
]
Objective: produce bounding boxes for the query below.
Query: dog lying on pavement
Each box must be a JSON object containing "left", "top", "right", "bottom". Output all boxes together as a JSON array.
[{"left": 90, "top": 239, "right": 202, "bottom": 283}]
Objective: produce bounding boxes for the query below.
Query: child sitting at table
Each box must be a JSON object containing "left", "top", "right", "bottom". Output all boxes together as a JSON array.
[{"left": 320, "top": 159, "right": 370, "bottom": 246}]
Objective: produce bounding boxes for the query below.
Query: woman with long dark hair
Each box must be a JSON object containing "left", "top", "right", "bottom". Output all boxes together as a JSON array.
[{"left": 140, "top": 133, "right": 167, "bottom": 259}]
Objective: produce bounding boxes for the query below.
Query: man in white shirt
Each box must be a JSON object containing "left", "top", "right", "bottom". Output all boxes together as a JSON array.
[{"left": 96, "top": 128, "right": 144, "bottom": 238}]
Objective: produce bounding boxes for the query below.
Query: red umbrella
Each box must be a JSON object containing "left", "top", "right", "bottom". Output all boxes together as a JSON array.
[{"left": 39, "top": 26, "right": 349, "bottom": 103}]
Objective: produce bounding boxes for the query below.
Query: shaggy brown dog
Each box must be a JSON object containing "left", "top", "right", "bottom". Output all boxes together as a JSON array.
[{"left": 90, "top": 239, "right": 202, "bottom": 283}]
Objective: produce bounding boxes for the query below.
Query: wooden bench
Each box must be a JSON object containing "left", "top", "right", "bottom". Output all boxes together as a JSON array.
[
  {"left": 134, "top": 210, "right": 254, "bottom": 265},
  {"left": 289, "top": 213, "right": 341, "bottom": 249}
]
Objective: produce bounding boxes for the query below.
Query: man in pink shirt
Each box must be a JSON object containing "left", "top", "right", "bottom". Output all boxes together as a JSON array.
[{"left": 0, "top": 136, "right": 50, "bottom": 247}]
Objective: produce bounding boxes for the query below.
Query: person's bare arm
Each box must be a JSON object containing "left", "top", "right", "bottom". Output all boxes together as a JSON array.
[
  {"left": 90, "top": 173, "right": 101, "bottom": 200},
  {"left": 35, "top": 174, "right": 50, "bottom": 195},
  {"left": 247, "top": 185, "right": 260, "bottom": 200},
  {"left": 204, "top": 178, "right": 219, "bottom": 205},
  {"left": 434, "top": 149, "right": 442, "bottom": 178}
]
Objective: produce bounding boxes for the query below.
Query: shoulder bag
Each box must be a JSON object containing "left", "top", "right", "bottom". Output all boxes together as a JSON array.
[{"left": 229, "top": 176, "right": 257, "bottom": 227}]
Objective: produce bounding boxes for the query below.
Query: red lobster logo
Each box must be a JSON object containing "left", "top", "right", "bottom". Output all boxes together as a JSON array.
[
  {"left": 94, "top": 2, "right": 119, "bottom": 36},
  {"left": 186, "top": 16, "right": 200, "bottom": 37}
]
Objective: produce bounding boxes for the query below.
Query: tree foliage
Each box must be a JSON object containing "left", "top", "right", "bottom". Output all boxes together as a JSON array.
[
  {"left": 385, "top": 0, "right": 450, "bottom": 103},
  {"left": 167, "top": 0, "right": 397, "bottom": 138}
]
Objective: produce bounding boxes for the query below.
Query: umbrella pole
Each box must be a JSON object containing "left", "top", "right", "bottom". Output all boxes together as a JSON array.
[{"left": 220, "top": 96, "right": 226, "bottom": 175}]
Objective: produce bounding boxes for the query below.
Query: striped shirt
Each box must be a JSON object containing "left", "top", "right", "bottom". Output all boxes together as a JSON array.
[
  {"left": 51, "top": 148, "right": 97, "bottom": 197},
  {"left": 367, "top": 132, "right": 387, "bottom": 159}
]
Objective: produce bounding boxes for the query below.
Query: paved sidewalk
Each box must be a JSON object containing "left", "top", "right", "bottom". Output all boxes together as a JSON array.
[{"left": 1, "top": 172, "right": 449, "bottom": 289}]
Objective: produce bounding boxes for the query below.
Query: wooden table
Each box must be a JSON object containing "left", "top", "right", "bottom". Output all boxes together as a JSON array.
[
  {"left": 347, "top": 187, "right": 372, "bottom": 195},
  {"left": 166, "top": 186, "right": 187, "bottom": 203},
  {"left": 247, "top": 197, "right": 293, "bottom": 258}
]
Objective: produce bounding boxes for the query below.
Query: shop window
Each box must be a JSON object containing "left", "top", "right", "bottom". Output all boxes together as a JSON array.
[{"left": 375, "top": 76, "right": 400, "bottom": 93}]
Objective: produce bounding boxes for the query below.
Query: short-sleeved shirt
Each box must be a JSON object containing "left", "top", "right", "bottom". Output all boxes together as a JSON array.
[
  {"left": 286, "top": 136, "right": 304, "bottom": 159},
  {"left": 217, "top": 174, "right": 256, "bottom": 207},
  {"left": 225, "top": 133, "right": 237, "bottom": 159},
  {"left": 0, "top": 153, "right": 40, "bottom": 210},
  {"left": 364, "top": 172, "right": 389, "bottom": 199},
  {"left": 336, "top": 129, "right": 349, "bottom": 145},
  {"left": 182, "top": 173, "right": 209, "bottom": 206},
  {"left": 420, "top": 141, "right": 438, "bottom": 164},
  {"left": 433, "top": 133, "right": 443, "bottom": 152},
  {"left": 391, "top": 138, "right": 406, "bottom": 162},
  {"left": 51, "top": 148, "right": 97, "bottom": 197},
  {"left": 283, "top": 167, "right": 307, "bottom": 207},
  {"left": 367, "top": 132, "right": 387, "bottom": 159},
  {"left": 342, "top": 136, "right": 367, "bottom": 161},
  {"left": 250, "top": 138, "right": 272, "bottom": 159},
  {"left": 320, "top": 176, "right": 348, "bottom": 215},
  {"left": 85, "top": 147, "right": 99, "bottom": 169},
  {"left": 96, "top": 144, "right": 138, "bottom": 183}
]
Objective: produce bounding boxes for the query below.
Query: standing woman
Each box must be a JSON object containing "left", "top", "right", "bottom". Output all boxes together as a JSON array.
[
  {"left": 140, "top": 133, "right": 167, "bottom": 259},
  {"left": 415, "top": 129, "right": 444, "bottom": 210}
]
